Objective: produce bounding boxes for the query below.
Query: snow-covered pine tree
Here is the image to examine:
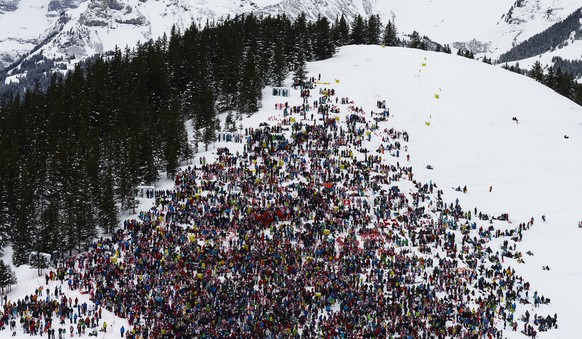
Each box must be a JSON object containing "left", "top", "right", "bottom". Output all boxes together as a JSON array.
[{"left": 383, "top": 20, "right": 399, "bottom": 47}]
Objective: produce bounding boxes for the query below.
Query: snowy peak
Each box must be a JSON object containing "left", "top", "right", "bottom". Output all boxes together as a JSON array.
[
  {"left": 0, "top": 0, "right": 83, "bottom": 69},
  {"left": 78, "top": 0, "right": 148, "bottom": 28},
  {"left": 497, "top": 6, "right": 582, "bottom": 74},
  {"left": 491, "top": 0, "right": 582, "bottom": 54},
  {"left": 503, "top": 0, "right": 569, "bottom": 25},
  {"left": 256, "top": 0, "right": 363, "bottom": 21}
]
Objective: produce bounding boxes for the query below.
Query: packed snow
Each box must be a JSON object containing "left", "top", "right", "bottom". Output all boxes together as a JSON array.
[{"left": 2, "top": 45, "right": 582, "bottom": 338}]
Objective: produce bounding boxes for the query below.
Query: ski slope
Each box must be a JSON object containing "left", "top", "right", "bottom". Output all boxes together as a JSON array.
[
  {"left": 374, "top": 0, "right": 509, "bottom": 43},
  {"left": 305, "top": 45, "right": 582, "bottom": 338},
  {"left": 3, "top": 45, "right": 582, "bottom": 338}
]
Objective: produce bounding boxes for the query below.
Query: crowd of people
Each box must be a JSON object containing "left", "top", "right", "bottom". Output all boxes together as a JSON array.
[
  {"left": 1, "top": 77, "right": 557, "bottom": 338},
  {"left": 0, "top": 282, "right": 107, "bottom": 338}
]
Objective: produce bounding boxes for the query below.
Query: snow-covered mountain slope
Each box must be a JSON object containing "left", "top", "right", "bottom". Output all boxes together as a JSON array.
[
  {"left": 1, "top": 0, "right": 582, "bottom": 74},
  {"left": 0, "top": 0, "right": 233, "bottom": 70},
  {"left": 308, "top": 46, "right": 582, "bottom": 337},
  {"left": 0, "top": 0, "right": 68, "bottom": 69},
  {"left": 5, "top": 44, "right": 582, "bottom": 338},
  {"left": 497, "top": 7, "right": 582, "bottom": 75},
  {"left": 485, "top": 0, "right": 582, "bottom": 57}
]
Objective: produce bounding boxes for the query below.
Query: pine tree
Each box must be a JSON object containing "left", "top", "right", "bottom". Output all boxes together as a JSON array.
[
  {"left": 382, "top": 20, "right": 399, "bottom": 47},
  {"left": 292, "top": 13, "right": 312, "bottom": 60},
  {"left": 554, "top": 68, "right": 575, "bottom": 98},
  {"left": 544, "top": 66, "right": 556, "bottom": 87},
  {"left": 331, "top": 15, "right": 350, "bottom": 46},
  {"left": 12, "top": 184, "right": 34, "bottom": 266},
  {"left": 293, "top": 49, "right": 307, "bottom": 85},
  {"left": 574, "top": 84, "right": 582, "bottom": 105},
  {"left": 311, "top": 16, "right": 335, "bottom": 60},
  {"left": 508, "top": 62, "right": 522, "bottom": 74},
  {"left": 0, "top": 260, "right": 17, "bottom": 294},
  {"left": 214, "top": 21, "right": 243, "bottom": 112},
  {"left": 115, "top": 137, "right": 139, "bottom": 215},
  {"left": 225, "top": 112, "right": 238, "bottom": 132},
  {"left": 0, "top": 13, "right": 345, "bottom": 259},
  {"left": 272, "top": 39, "right": 287, "bottom": 87},
  {"left": 38, "top": 191, "right": 64, "bottom": 254},
  {"left": 366, "top": 15, "right": 381, "bottom": 45},
  {"left": 529, "top": 61, "right": 544, "bottom": 82},
  {"left": 63, "top": 157, "right": 97, "bottom": 253},
  {"left": 350, "top": 15, "right": 367, "bottom": 45},
  {"left": 0, "top": 143, "right": 14, "bottom": 248},
  {"left": 408, "top": 31, "right": 422, "bottom": 49},
  {"left": 202, "top": 125, "right": 215, "bottom": 152},
  {"left": 97, "top": 163, "right": 118, "bottom": 234},
  {"left": 237, "top": 50, "right": 262, "bottom": 115},
  {"left": 192, "top": 124, "right": 202, "bottom": 154},
  {"left": 162, "top": 104, "right": 190, "bottom": 178}
]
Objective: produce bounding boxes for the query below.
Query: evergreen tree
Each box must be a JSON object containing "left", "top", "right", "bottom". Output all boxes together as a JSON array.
[
  {"left": 192, "top": 124, "right": 202, "bottom": 154},
  {"left": 0, "top": 13, "right": 339, "bottom": 259},
  {"left": 554, "top": 67, "right": 575, "bottom": 98},
  {"left": 162, "top": 104, "right": 190, "bottom": 178},
  {"left": 365, "top": 15, "right": 382, "bottom": 45},
  {"left": 408, "top": 31, "right": 422, "bottom": 49},
  {"left": 12, "top": 182, "right": 34, "bottom": 266},
  {"left": 529, "top": 61, "right": 545, "bottom": 82},
  {"left": 225, "top": 112, "right": 238, "bottom": 132},
  {"left": 272, "top": 39, "right": 287, "bottom": 87},
  {"left": 115, "top": 137, "right": 139, "bottom": 215},
  {"left": 544, "top": 66, "right": 556, "bottom": 87},
  {"left": 238, "top": 50, "right": 262, "bottom": 115},
  {"left": 311, "top": 16, "right": 335, "bottom": 60},
  {"left": 37, "top": 191, "right": 64, "bottom": 255},
  {"left": 350, "top": 15, "right": 367, "bottom": 45},
  {"left": 293, "top": 49, "right": 307, "bottom": 85},
  {"left": 0, "top": 260, "right": 17, "bottom": 294},
  {"left": 331, "top": 15, "right": 350, "bottom": 46},
  {"left": 574, "top": 84, "right": 582, "bottom": 105},
  {"left": 383, "top": 20, "right": 399, "bottom": 47},
  {"left": 508, "top": 62, "right": 523, "bottom": 74},
  {"left": 97, "top": 163, "right": 118, "bottom": 234},
  {"left": 214, "top": 21, "right": 243, "bottom": 112},
  {"left": 0, "top": 143, "right": 14, "bottom": 248},
  {"left": 292, "top": 13, "right": 312, "bottom": 60},
  {"left": 202, "top": 122, "right": 218, "bottom": 152},
  {"left": 64, "top": 159, "right": 96, "bottom": 253}
]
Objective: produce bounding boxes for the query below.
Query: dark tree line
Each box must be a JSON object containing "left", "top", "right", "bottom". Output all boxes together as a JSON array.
[
  {"left": 503, "top": 61, "right": 582, "bottom": 105},
  {"left": 457, "top": 49, "right": 474, "bottom": 59},
  {"left": 551, "top": 57, "right": 582, "bottom": 79},
  {"left": 403, "top": 30, "right": 451, "bottom": 54},
  {"left": 0, "top": 13, "right": 406, "bottom": 265}
]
